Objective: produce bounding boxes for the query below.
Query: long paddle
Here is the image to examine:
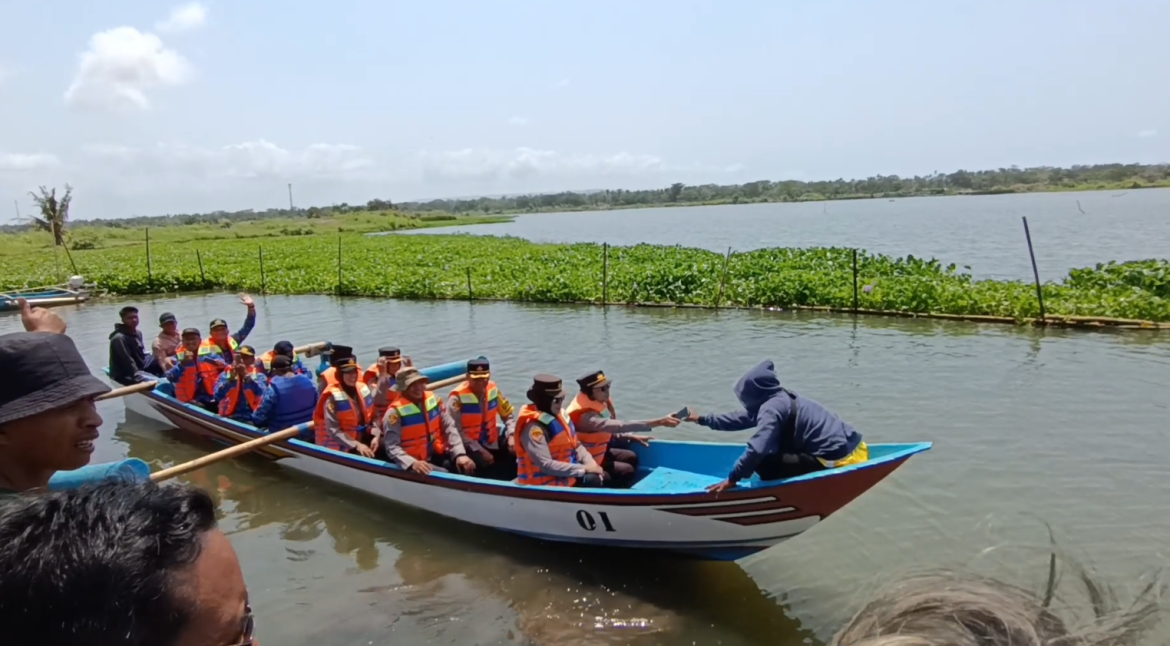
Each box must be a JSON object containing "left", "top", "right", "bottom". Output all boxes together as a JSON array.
[
  {"left": 96, "top": 341, "right": 329, "bottom": 401},
  {"left": 148, "top": 371, "right": 469, "bottom": 482}
]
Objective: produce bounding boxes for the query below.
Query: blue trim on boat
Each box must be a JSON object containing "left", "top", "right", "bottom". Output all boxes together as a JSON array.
[{"left": 500, "top": 529, "right": 790, "bottom": 561}]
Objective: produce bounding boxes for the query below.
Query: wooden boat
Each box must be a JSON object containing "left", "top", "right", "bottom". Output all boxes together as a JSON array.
[
  {"left": 109, "top": 358, "right": 931, "bottom": 561},
  {"left": 0, "top": 277, "right": 93, "bottom": 312}
]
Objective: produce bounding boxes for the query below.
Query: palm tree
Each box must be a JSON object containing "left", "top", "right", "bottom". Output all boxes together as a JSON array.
[{"left": 27, "top": 185, "right": 78, "bottom": 274}]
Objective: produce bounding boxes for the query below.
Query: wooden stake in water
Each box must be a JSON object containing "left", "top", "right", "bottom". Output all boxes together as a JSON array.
[
  {"left": 714, "top": 246, "right": 732, "bottom": 309},
  {"left": 466, "top": 267, "right": 474, "bottom": 300},
  {"left": 336, "top": 234, "right": 343, "bottom": 296},
  {"left": 1022, "top": 216, "right": 1046, "bottom": 320},
  {"left": 258, "top": 245, "right": 267, "bottom": 294},
  {"left": 602, "top": 242, "right": 609, "bottom": 305},
  {"left": 145, "top": 228, "right": 153, "bottom": 292},
  {"left": 852, "top": 249, "right": 860, "bottom": 313},
  {"left": 196, "top": 249, "right": 207, "bottom": 287}
]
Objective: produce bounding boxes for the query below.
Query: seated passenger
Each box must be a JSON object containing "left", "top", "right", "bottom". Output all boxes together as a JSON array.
[
  {"left": 565, "top": 370, "right": 680, "bottom": 488},
  {"left": 448, "top": 359, "right": 518, "bottom": 480},
  {"left": 317, "top": 345, "right": 358, "bottom": 392},
  {"left": 381, "top": 367, "right": 474, "bottom": 476},
  {"left": 258, "top": 340, "right": 309, "bottom": 377},
  {"left": 214, "top": 346, "right": 267, "bottom": 423},
  {"left": 684, "top": 359, "right": 868, "bottom": 493},
  {"left": 365, "top": 346, "right": 410, "bottom": 424},
  {"left": 252, "top": 355, "right": 317, "bottom": 441},
  {"left": 166, "top": 328, "right": 226, "bottom": 412},
  {"left": 515, "top": 374, "right": 604, "bottom": 488},
  {"left": 199, "top": 293, "right": 257, "bottom": 365},
  {"left": 313, "top": 357, "right": 378, "bottom": 457}
]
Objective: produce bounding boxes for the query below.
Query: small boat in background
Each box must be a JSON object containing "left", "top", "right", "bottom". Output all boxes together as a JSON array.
[
  {"left": 107, "top": 353, "right": 932, "bottom": 561},
  {"left": 0, "top": 276, "right": 95, "bottom": 312}
]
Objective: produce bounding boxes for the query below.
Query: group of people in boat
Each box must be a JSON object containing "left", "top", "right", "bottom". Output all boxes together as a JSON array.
[{"left": 108, "top": 295, "right": 871, "bottom": 491}]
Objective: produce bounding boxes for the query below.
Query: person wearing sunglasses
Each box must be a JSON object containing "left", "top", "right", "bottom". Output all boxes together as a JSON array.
[
  {"left": 564, "top": 370, "right": 680, "bottom": 488},
  {"left": 0, "top": 480, "right": 256, "bottom": 646},
  {"left": 514, "top": 374, "right": 604, "bottom": 487}
]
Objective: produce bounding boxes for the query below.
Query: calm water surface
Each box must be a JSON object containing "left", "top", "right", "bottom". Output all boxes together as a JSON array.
[
  {"left": 4, "top": 292, "right": 1169, "bottom": 645},
  {"left": 398, "top": 189, "right": 1170, "bottom": 280}
]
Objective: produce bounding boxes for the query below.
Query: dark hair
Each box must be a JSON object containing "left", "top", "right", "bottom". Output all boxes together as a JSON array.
[
  {"left": 119, "top": 306, "right": 138, "bottom": 317},
  {"left": 181, "top": 327, "right": 201, "bottom": 337},
  {"left": 0, "top": 480, "right": 218, "bottom": 645}
]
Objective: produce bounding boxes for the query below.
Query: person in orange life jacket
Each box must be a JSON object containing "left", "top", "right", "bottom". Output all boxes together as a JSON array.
[
  {"left": 201, "top": 292, "right": 257, "bottom": 365},
  {"left": 214, "top": 346, "right": 268, "bottom": 423},
  {"left": 108, "top": 306, "right": 165, "bottom": 386},
  {"left": 0, "top": 330, "right": 110, "bottom": 495},
  {"left": 684, "top": 359, "right": 868, "bottom": 494},
  {"left": 166, "top": 328, "right": 227, "bottom": 412},
  {"left": 317, "top": 344, "right": 358, "bottom": 392},
  {"left": 515, "top": 374, "right": 604, "bottom": 488},
  {"left": 252, "top": 354, "right": 318, "bottom": 441},
  {"left": 565, "top": 370, "right": 680, "bottom": 488},
  {"left": 362, "top": 346, "right": 412, "bottom": 388},
  {"left": 258, "top": 340, "right": 309, "bottom": 377},
  {"left": 447, "top": 359, "right": 518, "bottom": 480},
  {"left": 318, "top": 357, "right": 380, "bottom": 458},
  {"left": 381, "top": 367, "right": 474, "bottom": 476}
]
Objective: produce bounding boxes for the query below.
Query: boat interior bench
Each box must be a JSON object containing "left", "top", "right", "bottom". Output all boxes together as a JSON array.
[{"left": 630, "top": 466, "right": 725, "bottom": 493}]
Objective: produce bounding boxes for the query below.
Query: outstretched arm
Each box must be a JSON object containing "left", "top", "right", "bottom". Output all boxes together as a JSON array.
[{"left": 697, "top": 408, "right": 755, "bottom": 431}]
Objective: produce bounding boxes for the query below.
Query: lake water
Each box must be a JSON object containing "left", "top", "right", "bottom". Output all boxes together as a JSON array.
[
  {"left": 397, "top": 189, "right": 1170, "bottom": 281},
  {"left": 4, "top": 291, "right": 1168, "bottom": 645}
]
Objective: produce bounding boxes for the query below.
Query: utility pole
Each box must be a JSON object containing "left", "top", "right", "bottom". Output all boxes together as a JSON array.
[
  {"left": 13, "top": 199, "right": 20, "bottom": 221},
  {"left": 288, "top": 183, "right": 294, "bottom": 211}
]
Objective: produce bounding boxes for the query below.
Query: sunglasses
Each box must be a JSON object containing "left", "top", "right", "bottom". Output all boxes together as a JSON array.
[{"left": 227, "top": 604, "right": 255, "bottom": 646}]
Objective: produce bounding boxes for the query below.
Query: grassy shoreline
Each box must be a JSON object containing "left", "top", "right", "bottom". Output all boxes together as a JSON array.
[{"left": 2, "top": 234, "right": 1167, "bottom": 326}]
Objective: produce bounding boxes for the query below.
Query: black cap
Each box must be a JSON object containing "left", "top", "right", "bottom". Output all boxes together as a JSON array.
[
  {"left": 378, "top": 346, "right": 401, "bottom": 359},
  {"left": 271, "top": 355, "right": 292, "bottom": 371},
  {"left": 238, "top": 345, "right": 256, "bottom": 357},
  {"left": 335, "top": 356, "right": 359, "bottom": 373},
  {"left": 209, "top": 318, "right": 228, "bottom": 330},
  {"left": 118, "top": 306, "right": 138, "bottom": 317},
  {"left": 181, "top": 327, "right": 201, "bottom": 337},
  {"left": 0, "top": 332, "right": 111, "bottom": 426},
  {"left": 273, "top": 340, "right": 294, "bottom": 357},
  {"left": 329, "top": 344, "right": 355, "bottom": 366},
  {"left": 467, "top": 358, "right": 490, "bottom": 379},
  {"left": 577, "top": 370, "right": 610, "bottom": 390},
  {"left": 159, "top": 312, "right": 177, "bottom": 325},
  {"left": 527, "top": 374, "right": 563, "bottom": 399}
]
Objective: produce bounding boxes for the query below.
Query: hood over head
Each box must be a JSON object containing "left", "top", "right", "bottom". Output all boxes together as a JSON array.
[{"left": 733, "top": 359, "right": 784, "bottom": 416}]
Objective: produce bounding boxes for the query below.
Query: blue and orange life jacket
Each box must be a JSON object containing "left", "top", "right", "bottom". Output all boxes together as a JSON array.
[
  {"left": 313, "top": 382, "right": 373, "bottom": 451},
  {"left": 515, "top": 404, "right": 579, "bottom": 487},
  {"left": 392, "top": 393, "right": 446, "bottom": 462},
  {"left": 450, "top": 381, "right": 501, "bottom": 447},
  {"left": 217, "top": 373, "right": 266, "bottom": 421},
  {"left": 171, "top": 349, "right": 225, "bottom": 404}
]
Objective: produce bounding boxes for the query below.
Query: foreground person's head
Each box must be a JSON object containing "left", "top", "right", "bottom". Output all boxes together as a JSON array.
[
  {"left": 0, "top": 332, "right": 109, "bottom": 492},
  {"left": 0, "top": 480, "right": 255, "bottom": 646},
  {"left": 830, "top": 564, "right": 1162, "bottom": 646}
]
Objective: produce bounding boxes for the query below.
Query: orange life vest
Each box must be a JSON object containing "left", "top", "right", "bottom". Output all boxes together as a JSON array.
[
  {"left": 515, "top": 404, "right": 579, "bottom": 487},
  {"left": 218, "top": 375, "right": 264, "bottom": 419},
  {"left": 199, "top": 337, "right": 238, "bottom": 363},
  {"left": 319, "top": 363, "right": 362, "bottom": 390},
  {"left": 314, "top": 382, "right": 373, "bottom": 451},
  {"left": 392, "top": 393, "right": 446, "bottom": 462},
  {"left": 450, "top": 381, "right": 501, "bottom": 446},
  {"left": 259, "top": 350, "right": 302, "bottom": 374},
  {"left": 565, "top": 392, "right": 612, "bottom": 466},
  {"left": 172, "top": 350, "right": 224, "bottom": 403}
]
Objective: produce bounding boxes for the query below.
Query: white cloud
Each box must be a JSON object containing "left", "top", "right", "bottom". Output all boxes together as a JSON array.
[
  {"left": 156, "top": 2, "right": 208, "bottom": 33},
  {"left": 508, "top": 116, "right": 528, "bottom": 126},
  {"left": 83, "top": 139, "right": 374, "bottom": 179},
  {"left": 64, "top": 27, "right": 193, "bottom": 112},
  {"left": 1137, "top": 129, "right": 1157, "bottom": 138},
  {"left": 420, "top": 147, "right": 663, "bottom": 182},
  {"left": 0, "top": 152, "right": 61, "bottom": 172}
]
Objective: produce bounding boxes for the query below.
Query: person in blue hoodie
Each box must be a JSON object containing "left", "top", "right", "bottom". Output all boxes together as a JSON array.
[{"left": 685, "top": 359, "right": 868, "bottom": 493}]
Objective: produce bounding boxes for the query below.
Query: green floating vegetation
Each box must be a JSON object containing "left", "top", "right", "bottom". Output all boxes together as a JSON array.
[{"left": 2, "top": 235, "right": 1168, "bottom": 324}]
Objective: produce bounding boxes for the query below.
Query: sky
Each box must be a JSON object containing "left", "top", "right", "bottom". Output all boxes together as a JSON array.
[{"left": 0, "top": 0, "right": 1167, "bottom": 222}]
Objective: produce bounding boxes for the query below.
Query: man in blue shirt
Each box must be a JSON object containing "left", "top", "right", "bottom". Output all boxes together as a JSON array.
[{"left": 252, "top": 355, "right": 317, "bottom": 441}]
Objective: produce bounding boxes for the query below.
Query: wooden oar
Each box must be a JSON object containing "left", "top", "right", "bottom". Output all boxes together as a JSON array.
[
  {"left": 96, "top": 341, "right": 329, "bottom": 401},
  {"left": 150, "top": 423, "right": 310, "bottom": 482}
]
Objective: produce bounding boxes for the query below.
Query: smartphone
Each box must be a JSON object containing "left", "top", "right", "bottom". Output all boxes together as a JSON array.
[{"left": 673, "top": 406, "right": 691, "bottom": 419}]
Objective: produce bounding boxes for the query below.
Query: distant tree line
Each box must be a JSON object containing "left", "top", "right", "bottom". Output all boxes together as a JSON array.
[{"left": 3, "top": 163, "right": 1166, "bottom": 233}]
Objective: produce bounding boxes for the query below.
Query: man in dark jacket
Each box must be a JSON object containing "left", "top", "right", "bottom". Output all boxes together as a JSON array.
[
  {"left": 685, "top": 359, "right": 867, "bottom": 493},
  {"left": 108, "top": 306, "right": 163, "bottom": 386}
]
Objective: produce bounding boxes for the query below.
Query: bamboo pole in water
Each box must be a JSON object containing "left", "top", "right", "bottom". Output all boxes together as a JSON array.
[
  {"left": 714, "top": 247, "right": 732, "bottom": 309},
  {"left": 852, "top": 249, "right": 860, "bottom": 313},
  {"left": 1021, "top": 217, "right": 1046, "bottom": 320},
  {"left": 466, "top": 267, "right": 474, "bottom": 300},
  {"left": 145, "top": 228, "right": 153, "bottom": 292},
  {"left": 602, "top": 242, "right": 609, "bottom": 305},
  {"left": 336, "top": 234, "right": 343, "bottom": 296},
  {"left": 258, "top": 245, "right": 267, "bottom": 294},
  {"left": 196, "top": 250, "right": 207, "bottom": 287}
]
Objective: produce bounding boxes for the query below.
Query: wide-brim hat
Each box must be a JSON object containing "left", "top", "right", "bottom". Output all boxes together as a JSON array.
[
  {"left": 0, "top": 332, "right": 111, "bottom": 426},
  {"left": 393, "top": 367, "right": 428, "bottom": 392}
]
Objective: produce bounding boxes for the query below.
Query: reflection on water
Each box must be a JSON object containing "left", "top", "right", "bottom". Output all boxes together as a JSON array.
[{"left": 6, "top": 293, "right": 1169, "bottom": 645}]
